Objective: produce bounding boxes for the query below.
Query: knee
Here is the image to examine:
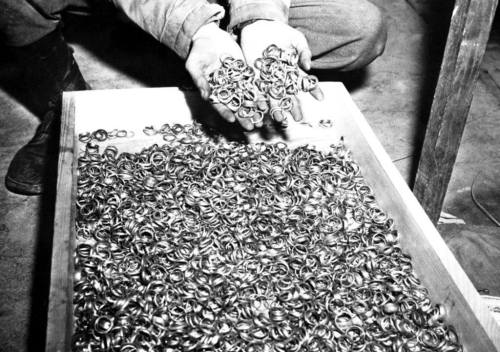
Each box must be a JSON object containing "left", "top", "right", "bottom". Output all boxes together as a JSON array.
[
  {"left": 360, "top": 3, "right": 388, "bottom": 60},
  {"left": 344, "top": 2, "right": 388, "bottom": 70},
  {"left": 294, "top": 0, "right": 387, "bottom": 70}
]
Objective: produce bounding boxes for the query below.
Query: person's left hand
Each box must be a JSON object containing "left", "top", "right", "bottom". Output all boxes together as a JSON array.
[{"left": 240, "top": 20, "right": 324, "bottom": 123}]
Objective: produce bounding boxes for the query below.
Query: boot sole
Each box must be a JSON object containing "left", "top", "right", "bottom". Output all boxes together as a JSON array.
[{"left": 5, "top": 174, "right": 43, "bottom": 195}]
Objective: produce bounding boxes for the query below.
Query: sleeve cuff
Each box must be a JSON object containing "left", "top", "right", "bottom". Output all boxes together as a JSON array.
[
  {"left": 228, "top": 0, "right": 290, "bottom": 33},
  {"left": 159, "top": 2, "right": 225, "bottom": 59}
]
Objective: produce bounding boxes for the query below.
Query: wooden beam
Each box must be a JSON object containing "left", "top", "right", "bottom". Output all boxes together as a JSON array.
[
  {"left": 45, "top": 94, "right": 77, "bottom": 352},
  {"left": 413, "top": 0, "right": 498, "bottom": 224}
]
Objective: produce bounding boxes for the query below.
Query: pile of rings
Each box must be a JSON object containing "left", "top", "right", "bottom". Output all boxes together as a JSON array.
[
  {"left": 208, "top": 45, "right": 319, "bottom": 125},
  {"left": 73, "top": 124, "right": 462, "bottom": 352}
]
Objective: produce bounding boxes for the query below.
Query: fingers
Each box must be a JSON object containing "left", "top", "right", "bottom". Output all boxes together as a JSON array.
[
  {"left": 214, "top": 94, "right": 307, "bottom": 127},
  {"left": 212, "top": 103, "right": 235, "bottom": 123},
  {"left": 309, "top": 85, "right": 324, "bottom": 101},
  {"left": 236, "top": 115, "right": 254, "bottom": 131},
  {"left": 256, "top": 95, "right": 269, "bottom": 113},
  {"left": 269, "top": 98, "right": 285, "bottom": 123},
  {"left": 253, "top": 114, "right": 264, "bottom": 129},
  {"left": 290, "top": 96, "right": 304, "bottom": 122},
  {"left": 297, "top": 68, "right": 324, "bottom": 101},
  {"left": 212, "top": 103, "right": 257, "bottom": 131}
]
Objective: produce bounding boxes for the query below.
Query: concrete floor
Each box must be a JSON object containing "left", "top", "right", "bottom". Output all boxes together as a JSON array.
[{"left": 0, "top": 1, "right": 499, "bottom": 351}]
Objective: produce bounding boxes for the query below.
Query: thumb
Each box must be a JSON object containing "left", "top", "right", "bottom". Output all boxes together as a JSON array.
[
  {"left": 299, "top": 48, "right": 312, "bottom": 71},
  {"left": 190, "top": 68, "right": 211, "bottom": 100},
  {"left": 196, "top": 76, "right": 211, "bottom": 100},
  {"left": 295, "top": 33, "right": 312, "bottom": 71},
  {"left": 186, "top": 57, "right": 212, "bottom": 100}
]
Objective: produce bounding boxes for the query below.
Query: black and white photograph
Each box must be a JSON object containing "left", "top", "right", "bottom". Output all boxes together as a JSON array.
[{"left": 1, "top": 0, "right": 499, "bottom": 351}]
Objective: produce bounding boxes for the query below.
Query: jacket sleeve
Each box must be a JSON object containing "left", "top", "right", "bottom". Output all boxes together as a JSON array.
[
  {"left": 109, "top": 0, "right": 225, "bottom": 59},
  {"left": 227, "top": 0, "right": 291, "bottom": 33}
]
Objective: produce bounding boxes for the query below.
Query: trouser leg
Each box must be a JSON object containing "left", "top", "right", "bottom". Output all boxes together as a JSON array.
[
  {"left": 1, "top": 0, "right": 89, "bottom": 195},
  {"left": 0, "top": 0, "right": 67, "bottom": 47},
  {"left": 4, "top": 25, "right": 88, "bottom": 195},
  {"left": 289, "top": 0, "right": 388, "bottom": 71},
  {"left": 1, "top": 0, "right": 90, "bottom": 114}
]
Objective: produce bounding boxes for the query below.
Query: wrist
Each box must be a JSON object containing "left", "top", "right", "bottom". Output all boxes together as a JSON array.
[
  {"left": 192, "top": 22, "right": 221, "bottom": 41},
  {"left": 239, "top": 19, "right": 272, "bottom": 34}
]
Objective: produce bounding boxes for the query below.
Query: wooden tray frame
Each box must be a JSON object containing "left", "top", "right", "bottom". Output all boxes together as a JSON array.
[{"left": 45, "top": 83, "right": 500, "bottom": 351}]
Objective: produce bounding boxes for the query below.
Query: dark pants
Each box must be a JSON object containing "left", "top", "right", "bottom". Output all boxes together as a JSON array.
[{"left": 0, "top": 0, "right": 387, "bottom": 71}]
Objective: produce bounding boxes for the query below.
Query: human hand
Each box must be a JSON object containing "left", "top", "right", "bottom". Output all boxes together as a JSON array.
[
  {"left": 240, "top": 20, "right": 324, "bottom": 122},
  {"left": 186, "top": 23, "right": 255, "bottom": 130}
]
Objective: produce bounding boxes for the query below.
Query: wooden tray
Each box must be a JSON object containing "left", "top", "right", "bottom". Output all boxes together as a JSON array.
[{"left": 46, "top": 83, "right": 500, "bottom": 351}]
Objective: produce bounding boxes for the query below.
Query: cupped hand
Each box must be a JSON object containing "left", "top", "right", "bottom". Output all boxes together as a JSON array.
[
  {"left": 186, "top": 23, "right": 255, "bottom": 130},
  {"left": 240, "top": 20, "right": 324, "bottom": 123}
]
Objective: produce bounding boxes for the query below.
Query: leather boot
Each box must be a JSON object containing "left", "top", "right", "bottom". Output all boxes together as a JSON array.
[{"left": 5, "top": 27, "right": 89, "bottom": 195}]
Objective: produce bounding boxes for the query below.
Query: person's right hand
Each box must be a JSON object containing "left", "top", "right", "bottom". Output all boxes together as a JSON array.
[{"left": 186, "top": 22, "right": 256, "bottom": 130}]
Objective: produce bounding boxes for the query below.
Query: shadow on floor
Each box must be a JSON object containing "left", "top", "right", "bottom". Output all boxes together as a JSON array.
[
  {"left": 0, "top": 12, "right": 192, "bottom": 119},
  {"left": 62, "top": 13, "right": 191, "bottom": 88},
  {"left": 26, "top": 183, "right": 56, "bottom": 352}
]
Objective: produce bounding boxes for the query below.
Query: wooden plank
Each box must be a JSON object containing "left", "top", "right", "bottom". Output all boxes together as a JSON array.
[
  {"left": 47, "top": 84, "right": 500, "bottom": 351},
  {"left": 45, "top": 93, "right": 77, "bottom": 352},
  {"left": 413, "top": 0, "right": 498, "bottom": 223}
]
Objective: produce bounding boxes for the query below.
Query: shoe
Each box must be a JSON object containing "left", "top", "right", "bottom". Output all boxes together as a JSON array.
[
  {"left": 5, "top": 109, "right": 60, "bottom": 195},
  {"left": 5, "top": 28, "right": 89, "bottom": 195}
]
